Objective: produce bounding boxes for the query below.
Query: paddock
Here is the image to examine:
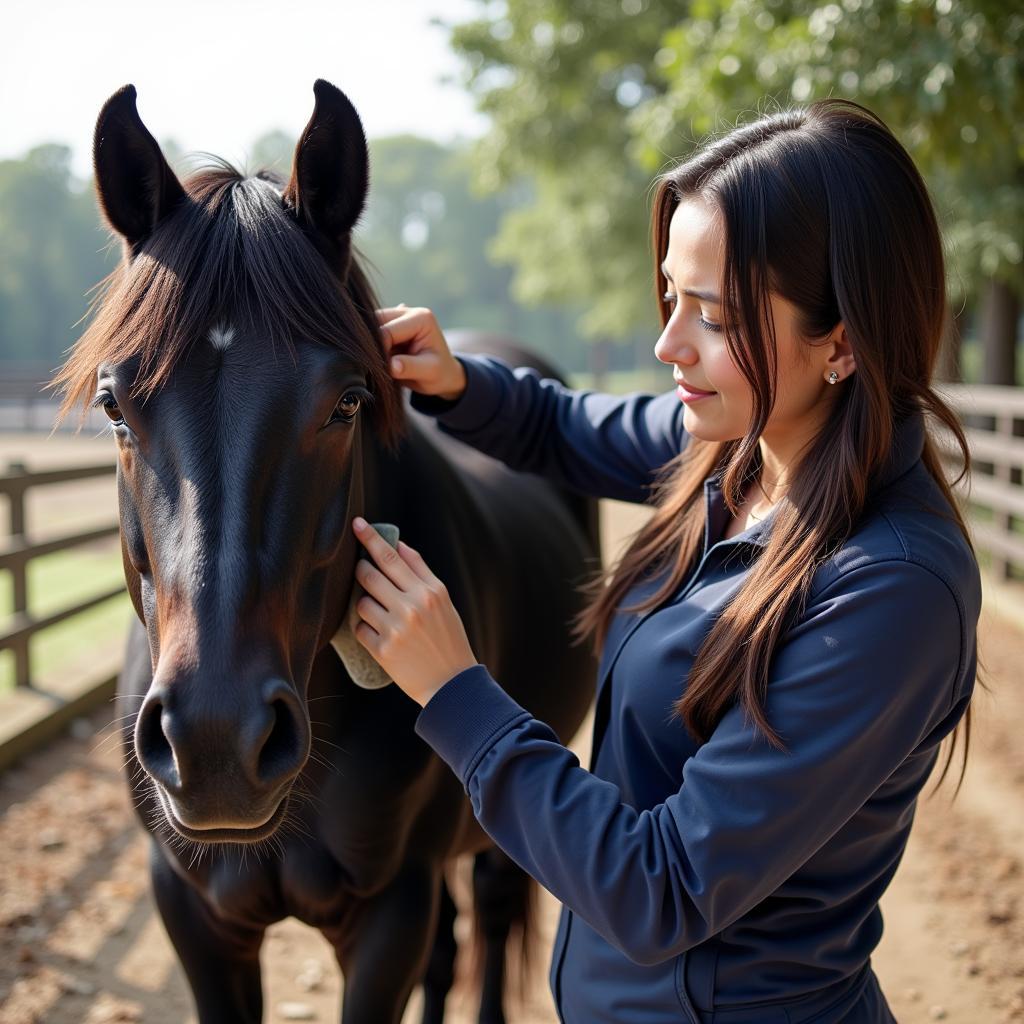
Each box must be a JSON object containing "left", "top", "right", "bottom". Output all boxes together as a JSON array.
[{"left": 0, "top": 433, "right": 1022, "bottom": 1024}]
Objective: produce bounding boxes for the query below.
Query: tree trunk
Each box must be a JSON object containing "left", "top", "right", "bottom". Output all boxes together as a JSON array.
[
  {"left": 936, "top": 300, "right": 965, "bottom": 383},
  {"left": 980, "top": 278, "right": 1020, "bottom": 386}
]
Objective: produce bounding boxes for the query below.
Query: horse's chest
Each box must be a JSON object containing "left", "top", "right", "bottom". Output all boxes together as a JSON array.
[
  {"left": 278, "top": 842, "right": 359, "bottom": 929},
  {"left": 198, "top": 812, "right": 411, "bottom": 932},
  {"left": 200, "top": 839, "right": 356, "bottom": 931},
  {"left": 203, "top": 859, "right": 290, "bottom": 928}
]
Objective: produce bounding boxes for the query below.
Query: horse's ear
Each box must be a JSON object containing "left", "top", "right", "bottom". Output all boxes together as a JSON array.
[
  {"left": 93, "top": 84, "right": 187, "bottom": 252},
  {"left": 283, "top": 79, "right": 369, "bottom": 276}
]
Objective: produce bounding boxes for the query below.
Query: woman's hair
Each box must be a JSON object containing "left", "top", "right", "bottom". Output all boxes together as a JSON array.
[{"left": 572, "top": 97, "right": 985, "bottom": 791}]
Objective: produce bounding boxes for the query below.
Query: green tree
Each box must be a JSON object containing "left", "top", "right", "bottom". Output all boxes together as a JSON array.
[
  {"left": 632, "top": 0, "right": 1022, "bottom": 380},
  {"left": 0, "top": 133, "right": 592, "bottom": 379},
  {"left": 448, "top": 0, "right": 1023, "bottom": 381},
  {"left": 0, "top": 145, "right": 113, "bottom": 367},
  {"left": 448, "top": 0, "right": 690, "bottom": 342},
  {"left": 357, "top": 134, "right": 589, "bottom": 371}
]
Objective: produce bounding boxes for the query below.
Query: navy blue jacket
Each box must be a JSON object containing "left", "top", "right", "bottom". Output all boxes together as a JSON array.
[{"left": 410, "top": 354, "right": 981, "bottom": 1023}]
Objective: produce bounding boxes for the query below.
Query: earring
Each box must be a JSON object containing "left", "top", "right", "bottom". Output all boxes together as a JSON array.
[{"left": 827, "top": 371, "right": 839, "bottom": 384}]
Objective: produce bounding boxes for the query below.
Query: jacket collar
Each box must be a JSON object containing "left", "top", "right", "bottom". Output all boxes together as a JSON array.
[{"left": 704, "top": 407, "right": 927, "bottom": 550}]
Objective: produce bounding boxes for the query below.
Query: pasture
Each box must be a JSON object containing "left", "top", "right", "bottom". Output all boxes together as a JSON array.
[{"left": 0, "top": 434, "right": 1022, "bottom": 1023}]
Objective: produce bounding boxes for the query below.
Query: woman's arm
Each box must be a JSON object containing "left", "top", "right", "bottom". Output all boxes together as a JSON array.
[
  {"left": 378, "top": 306, "right": 687, "bottom": 504},
  {"left": 414, "top": 557, "right": 972, "bottom": 965},
  {"left": 412, "top": 353, "right": 687, "bottom": 504}
]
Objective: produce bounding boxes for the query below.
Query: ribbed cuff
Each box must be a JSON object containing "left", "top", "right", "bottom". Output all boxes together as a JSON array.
[
  {"left": 408, "top": 354, "right": 507, "bottom": 434},
  {"left": 414, "top": 663, "right": 531, "bottom": 784}
]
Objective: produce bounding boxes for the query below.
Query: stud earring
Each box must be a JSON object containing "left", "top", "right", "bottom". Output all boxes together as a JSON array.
[{"left": 827, "top": 371, "right": 839, "bottom": 384}]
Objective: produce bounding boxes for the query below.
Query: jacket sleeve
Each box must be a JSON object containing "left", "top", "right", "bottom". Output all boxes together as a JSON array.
[
  {"left": 414, "top": 558, "right": 971, "bottom": 966},
  {"left": 408, "top": 353, "right": 687, "bottom": 503}
]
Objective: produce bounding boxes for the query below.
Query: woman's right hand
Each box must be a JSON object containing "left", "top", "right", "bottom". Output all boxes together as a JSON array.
[{"left": 376, "top": 305, "right": 467, "bottom": 401}]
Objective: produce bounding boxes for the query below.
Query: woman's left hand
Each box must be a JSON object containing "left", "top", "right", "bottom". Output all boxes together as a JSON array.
[{"left": 351, "top": 517, "right": 478, "bottom": 707}]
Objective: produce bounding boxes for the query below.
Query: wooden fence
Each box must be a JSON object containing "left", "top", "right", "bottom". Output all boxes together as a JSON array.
[
  {"left": 0, "top": 365, "right": 107, "bottom": 431},
  {"left": 0, "top": 461, "right": 122, "bottom": 770},
  {"left": 0, "top": 383, "right": 1021, "bottom": 769},
  {"left": 937, "top": 382, "right": 1024, "bottom": 581}
]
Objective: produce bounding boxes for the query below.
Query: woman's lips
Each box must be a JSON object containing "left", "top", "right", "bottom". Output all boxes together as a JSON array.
[{"left": 676, "top": 382, "right": 717, "bottom": 402}]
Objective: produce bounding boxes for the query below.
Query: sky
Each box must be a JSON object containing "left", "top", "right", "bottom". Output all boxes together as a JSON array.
[{"left": 2, "top": 0, "right": 489, "bottom": 180}]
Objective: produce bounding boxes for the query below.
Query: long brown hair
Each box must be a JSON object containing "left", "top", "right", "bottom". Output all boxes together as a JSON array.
[{"left": 573, "top": 98, "right": 984, "bottom": 790}]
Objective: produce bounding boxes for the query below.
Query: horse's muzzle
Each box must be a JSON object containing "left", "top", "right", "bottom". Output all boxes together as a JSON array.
[{"left": 134, "top": 674, "right": 310, "bottom": 837}]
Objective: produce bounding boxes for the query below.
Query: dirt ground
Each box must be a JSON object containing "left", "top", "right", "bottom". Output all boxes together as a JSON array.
[
  {"left": 1, "top": 601, "right": 1022, "bottom": 1023},
  {"left": 1, "top": 439, "right": 1023, "bottom": 1022}
]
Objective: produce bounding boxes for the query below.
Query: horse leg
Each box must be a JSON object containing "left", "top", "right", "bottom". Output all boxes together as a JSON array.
[
  {"left": 149, "top": 843, "right": 265, "bottom": 1024},
  {"left": 472, "top": 847, "right": 533, "bottom": 1024},
  {"left": 335, "top": 863, "right": 442, "bottom": 1024},
  {"left": 420, "top": 875, "right": 459, "bottom": 1024}
]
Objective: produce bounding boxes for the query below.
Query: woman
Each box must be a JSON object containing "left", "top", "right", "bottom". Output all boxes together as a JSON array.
[{"left": 350, "top": 98, "right": 982, "bottom": 1022}]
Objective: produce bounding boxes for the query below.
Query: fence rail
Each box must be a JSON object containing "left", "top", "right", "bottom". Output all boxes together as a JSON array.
[
  {"left": 936, "top": 383, "right": 1024, "bottom": 580},
  {"left": 0, "top": 365, "right": 108, "bottom": 431}
]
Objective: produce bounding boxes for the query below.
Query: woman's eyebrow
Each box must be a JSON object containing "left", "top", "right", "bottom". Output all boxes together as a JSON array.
[{"left": 660, "top": 262, "right": 721, "bottom": 303}]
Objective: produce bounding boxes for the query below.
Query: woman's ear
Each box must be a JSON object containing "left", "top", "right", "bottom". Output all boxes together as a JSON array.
[
  {"left": 93, "top": 84, "right": 187, "bottom": 255},
  {"left": 824, "top": 322, "right": 857, "bottom": 381},
  {"left": 283, "top": 79, "right": 369, "bottom": 280}
]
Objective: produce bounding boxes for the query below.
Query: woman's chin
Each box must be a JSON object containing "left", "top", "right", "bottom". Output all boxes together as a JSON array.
[{"left": 681, "top": 411, "right": 725, "bottom": 440}]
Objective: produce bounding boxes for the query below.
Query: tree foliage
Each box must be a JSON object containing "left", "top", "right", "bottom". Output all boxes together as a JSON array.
[
  {"left": 0, "top": 135, "right": 590, "bottom": 374},
  {"left": 449, "top": 0, "right": 690, "bottom": 338},
  {"left": 449, "top": 0, "right": 1023, "bottom": 333},
  {"left": 358, "top": 134, "right": 587, "bottom": 363},
  {"left": 634, "top": 0, "right": 1023, "bottom": 303},
  {"left": 0, "top": 145, "right": 114, "bottom": 367}
]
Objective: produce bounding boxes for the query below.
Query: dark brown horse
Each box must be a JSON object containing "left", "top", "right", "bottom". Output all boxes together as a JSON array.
[{"left": 55, "top": 80, "right": 599, "bottom": 1023}]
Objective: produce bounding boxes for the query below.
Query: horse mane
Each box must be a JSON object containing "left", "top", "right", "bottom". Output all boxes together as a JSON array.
[{"left": 53, "top": 157, "right": 405, "bottom": 448}]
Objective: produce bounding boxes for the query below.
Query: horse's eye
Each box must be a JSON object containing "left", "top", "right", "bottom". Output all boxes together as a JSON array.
[
  {"left": 330, "top": 391, "right": 362, "bottom": 424},
  {"left": 102, "top": 398, "right": 124, "bottom": 426}
]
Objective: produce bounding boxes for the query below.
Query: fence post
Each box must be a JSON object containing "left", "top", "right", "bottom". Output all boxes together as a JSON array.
[{"left": 5, "top": 461, "right": 31, "bottom": 687}]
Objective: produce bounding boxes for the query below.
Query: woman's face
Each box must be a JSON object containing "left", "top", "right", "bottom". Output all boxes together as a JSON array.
[{"left": 654, "top": 197, "right": 844, "bottom": 448}]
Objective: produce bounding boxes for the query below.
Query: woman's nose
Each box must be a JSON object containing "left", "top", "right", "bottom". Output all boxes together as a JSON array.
[{"left": 654, "top": 323, "right": 699, "bottom": 366}]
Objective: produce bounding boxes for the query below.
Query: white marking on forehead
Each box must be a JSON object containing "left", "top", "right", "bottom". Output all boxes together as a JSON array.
[{"left": 208, "top": 323, "right": 236, "bottom": 350}]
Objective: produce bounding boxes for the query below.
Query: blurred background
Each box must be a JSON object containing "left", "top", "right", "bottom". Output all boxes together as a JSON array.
[{"left": 0, "top": 1, "right": 1022, "bottom": 1023}]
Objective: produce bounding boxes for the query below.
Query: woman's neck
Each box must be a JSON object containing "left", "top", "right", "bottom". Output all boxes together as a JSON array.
[{"left": 755, "top": 398, "right": 838, "bottom": 504}]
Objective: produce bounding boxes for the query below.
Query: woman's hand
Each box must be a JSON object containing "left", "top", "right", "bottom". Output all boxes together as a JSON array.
[
  {"left": 351, "top": 517, "right": 478, "bottom": 707},
  {"left": 376, "top": 305, "right": 467, "bottom": 401}
]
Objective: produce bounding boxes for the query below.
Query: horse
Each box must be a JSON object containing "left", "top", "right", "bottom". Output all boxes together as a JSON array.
[{"left": 54, "top": 80, "right": 599, "bottom": 1023}]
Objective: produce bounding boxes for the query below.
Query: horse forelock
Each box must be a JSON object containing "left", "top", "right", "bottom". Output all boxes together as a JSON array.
[{"left": 54, "top": 159, "right": 405, "bottom": 448}]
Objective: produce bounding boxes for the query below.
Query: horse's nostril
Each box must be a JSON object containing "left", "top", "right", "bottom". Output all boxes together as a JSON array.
[
  {"left": 136, "top": 696, "right": 181, "bottom": 791},
  {"left": 257, "top": 698, "right": 302, "bottom": 785}
]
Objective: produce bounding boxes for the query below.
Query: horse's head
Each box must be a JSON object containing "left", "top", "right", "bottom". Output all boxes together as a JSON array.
[{"left": 56, "top": 81, "right": 405, "bottom": 842}]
